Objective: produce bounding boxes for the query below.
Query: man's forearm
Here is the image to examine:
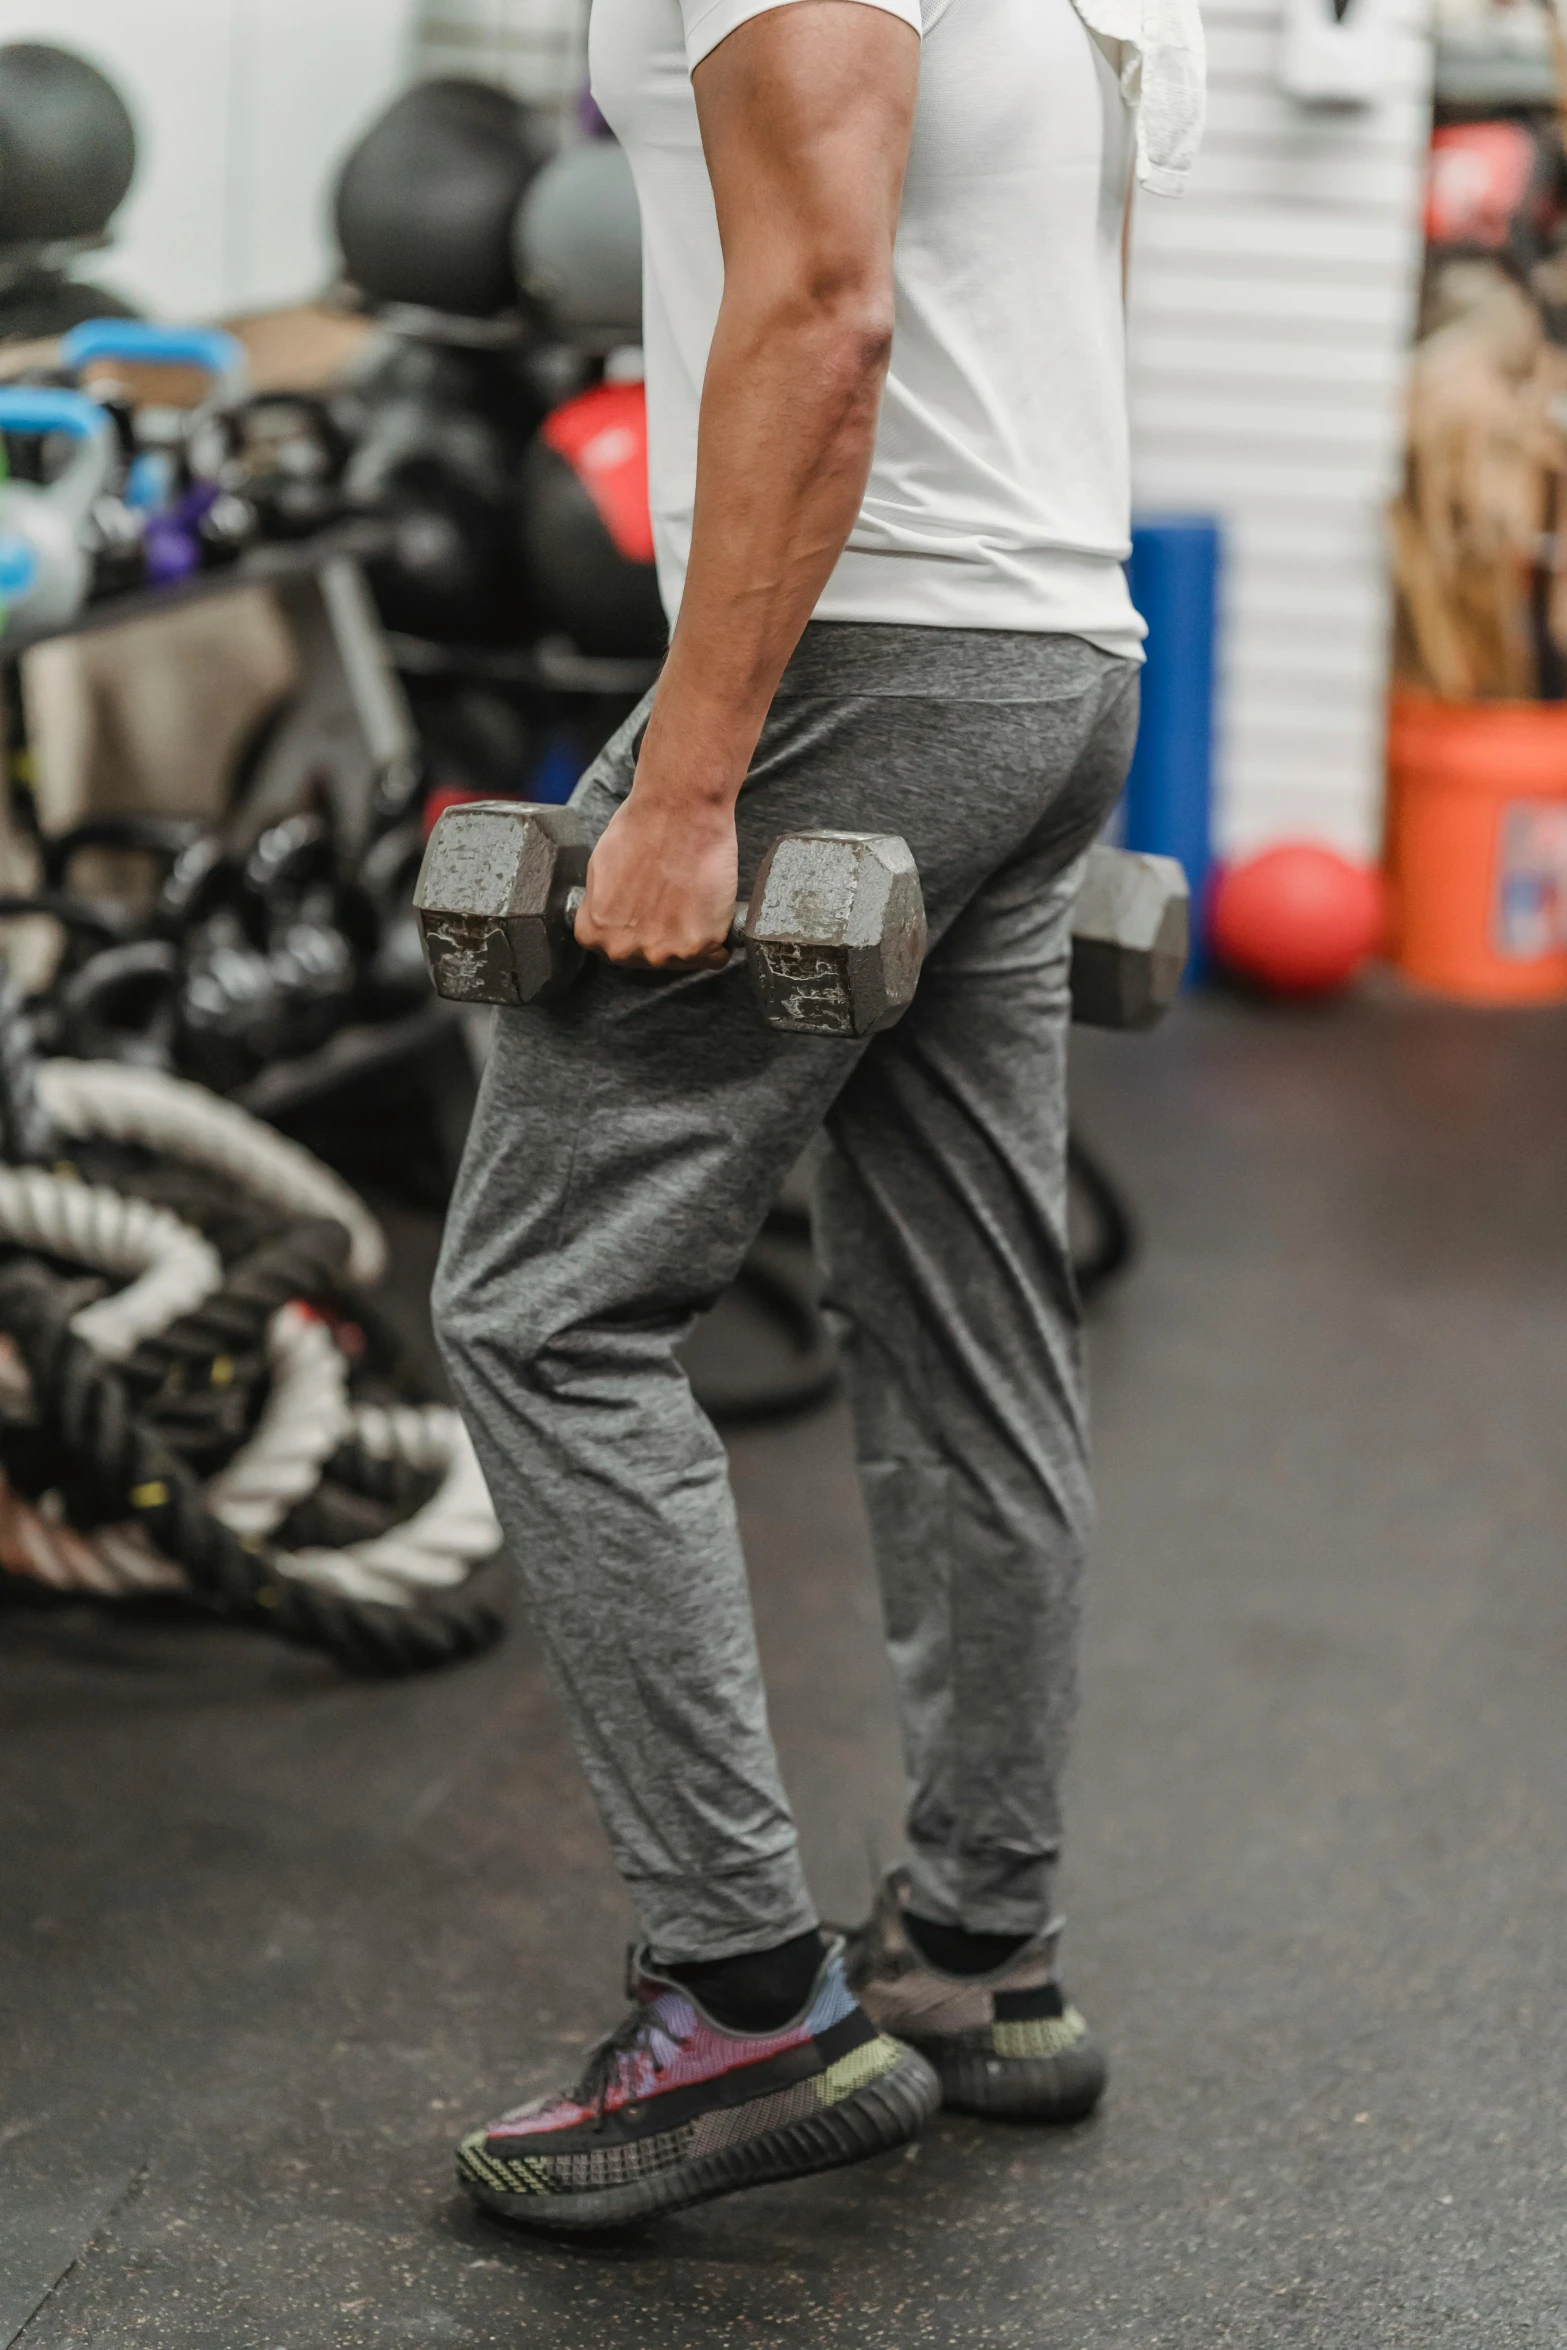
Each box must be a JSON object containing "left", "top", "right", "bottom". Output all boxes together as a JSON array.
[
  {"left": 571, "top": 1, "right": 917, "bottom": 969},
  {"left": 636, "top": 282, "right": 893, "bottom": 814}
]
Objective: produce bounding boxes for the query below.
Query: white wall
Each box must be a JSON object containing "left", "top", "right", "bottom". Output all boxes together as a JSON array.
[
  {"left": 0, "top": 0, "right": 419, "bottom": 318},
  {"left": 415, "top": 0, "right": 588, "bottom": 118},
  {"left": 1126, "top": 0, "right": 1433, "bottom": 861}
]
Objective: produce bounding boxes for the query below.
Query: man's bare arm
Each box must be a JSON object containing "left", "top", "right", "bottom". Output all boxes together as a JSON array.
[{"left": 574, "top": 0, "right": 919, "bottom": 968}]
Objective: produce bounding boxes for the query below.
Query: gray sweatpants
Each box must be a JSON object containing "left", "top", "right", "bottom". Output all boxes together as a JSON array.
[{"left": 434, "top": 623, "right": 1139, "bottom": 1962}]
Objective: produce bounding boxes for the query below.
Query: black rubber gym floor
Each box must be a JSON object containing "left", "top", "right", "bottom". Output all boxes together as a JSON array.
[{"left": 4, "top": 990, "right": 1566, "bottom": 2348}]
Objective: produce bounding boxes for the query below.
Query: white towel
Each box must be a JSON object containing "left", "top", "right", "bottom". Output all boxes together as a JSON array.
[{"left": 1069, "top": 0, "right": 1207, "bottom": 197}]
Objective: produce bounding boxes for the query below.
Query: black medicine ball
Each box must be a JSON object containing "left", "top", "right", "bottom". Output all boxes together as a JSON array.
[
  {"left": 334, "top": 78, "right": 553, "bottom": 319},
  {"left": 0, "top": 278, "right": 137, "bottom": 343},
  {"left": 0, "top": 43, "right": 137, "bottom": 247}
]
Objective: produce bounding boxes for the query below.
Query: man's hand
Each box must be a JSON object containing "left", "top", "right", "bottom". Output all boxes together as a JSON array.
[
  {"left": 578, "top": 0, "right": 917, "bottom": 969},
  {"left": 573, "top": 765, "right": 739, "bottom": 970}
]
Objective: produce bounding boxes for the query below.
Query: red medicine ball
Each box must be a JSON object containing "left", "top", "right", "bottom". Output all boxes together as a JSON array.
[
  {"left": 1211, "top": 843, "right": 1385, "bottom": 998},
  {"left": 518, "top": 379, "right": 668, "bottom": 660}
]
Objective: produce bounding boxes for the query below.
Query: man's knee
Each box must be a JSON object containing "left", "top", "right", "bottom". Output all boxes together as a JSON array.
[
  {"left": 429, "top": 1216, "right": 549, "bottom": 1381},
  {"left": 430, "top": 1232, "right": 488, "bottom": 1396},
  {"left": 432, "top": 1218, "right": 637, "bottom": 1401}
]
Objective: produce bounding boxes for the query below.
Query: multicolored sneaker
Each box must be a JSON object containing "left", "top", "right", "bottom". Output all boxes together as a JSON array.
[
  {"left": 843, "top": 1870, "right": 1107, "bottom": 2123},
  {"left": 456, "top": 1938, "right": 939, "bottom": 2232}
]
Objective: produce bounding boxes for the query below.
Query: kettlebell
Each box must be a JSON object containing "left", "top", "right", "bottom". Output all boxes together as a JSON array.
[
  {"left": 345, "top": 343, "right": 541, "bottom": 645},
  {"left": 0, "top": 386, "right": 115, "bottom": 648},
  {"left": 233, "top": 391, "right": 353, "bottom": 541},
  {"left": 60, "top": 318, "right": 249, "bottom": 411},
  {"left": 60, "top": 321, "right": 252, "bottom": 585}
]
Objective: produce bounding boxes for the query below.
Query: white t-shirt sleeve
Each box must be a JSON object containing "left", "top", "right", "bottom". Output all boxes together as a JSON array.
[{"left": 679, "top": 0, "right": 922, "bottom": 74}]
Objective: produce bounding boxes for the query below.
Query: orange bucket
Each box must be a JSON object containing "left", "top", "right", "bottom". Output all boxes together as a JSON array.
[{"left": 1387, "top": 691, "right": 1567, "bottom": 1003}]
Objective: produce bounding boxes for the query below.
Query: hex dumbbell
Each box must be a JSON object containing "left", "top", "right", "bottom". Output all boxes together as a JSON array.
[
  {"left": 413, "top": 802, "right": 1188, "bottom": 1039},
  {"left": 1068, "top": 844, "right": 1189, "bottom": 1030},
  {"left": 414, "top": 801, "right": 927, "bottom": 1038}
]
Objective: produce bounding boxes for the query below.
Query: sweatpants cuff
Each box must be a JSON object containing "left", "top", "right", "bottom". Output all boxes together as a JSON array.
[
  {"left": 632, "top": 1849, "right": 819, "bottom": 1967},
  {"left": 905, "top": 1846, "right": 1059, "bottom": 1939}
]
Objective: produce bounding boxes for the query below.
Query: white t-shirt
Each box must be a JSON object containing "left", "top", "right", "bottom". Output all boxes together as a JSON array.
[{"left": 588, "top": 0, "right": 1145, "bottom": 654}]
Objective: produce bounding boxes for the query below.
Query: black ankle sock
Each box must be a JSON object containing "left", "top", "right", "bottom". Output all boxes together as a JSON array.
[
  {"left": 905, "top": 1912, "right": 1032, "bottom": 1977},
  {"left": 665, "top": 1928, "right": 826, "bottom": 2033}
]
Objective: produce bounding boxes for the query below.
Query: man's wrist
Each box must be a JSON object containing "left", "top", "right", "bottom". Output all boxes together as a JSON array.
[
  {"left": 632, "top": 681, "right": 760, "bottom": 819},
  {"left": 627, "top": 767, "right": 742, "bottom": 830},
  {"left": 627, "top": 738, "right": 746, "bottom": 826}
]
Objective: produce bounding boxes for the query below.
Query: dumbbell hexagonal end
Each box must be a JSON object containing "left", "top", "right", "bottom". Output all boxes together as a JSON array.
[
  {"left": 746, "top": 831, "right": 926, "bottom": 1037},
  {"left": 1070, "top": 844, "right": 1190, "bottom": 1030},
  {"left": 414, "top": 801, "right": 593, "bottom": 1006}
]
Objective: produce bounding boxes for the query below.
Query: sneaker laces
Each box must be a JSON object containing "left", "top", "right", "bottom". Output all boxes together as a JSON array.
[
  {"left": 572, "top": 1998, "right": 691, "bottom": 2123},
  {"left": 834, "top": 1914, "right": 875, "bottom": 1991},
  {"left": 828, "top": 1870, "right": 907, "bottom": 1992}
]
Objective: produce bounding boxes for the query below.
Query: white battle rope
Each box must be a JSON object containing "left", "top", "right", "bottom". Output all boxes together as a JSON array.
[
  {"left": 0, "top": 1166, "right": 222, "bottom": 1361},
  {"left": 1, "top": 1303, "right": 345, "bottom": 1595},
  {"left": 0, "top": 1476, "right": 181, "bottom": 1594},
  {"left": 36, "top": 1059, "right": 387, "bottom": 1284},
  {"left": 3, "top": 1343, "right": 500, "bottom": 1608},
  {"left": 278, "top": 1405, "right": 499, "bottom": 1606},
  {"left": 204, "top": 1305, "right": 353, "bottom": 1539},
  {"left": 0, "top": 1087, "right": 497, "bottom": 1609}
]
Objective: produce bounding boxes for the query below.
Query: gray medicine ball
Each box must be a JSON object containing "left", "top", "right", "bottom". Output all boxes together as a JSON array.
[{"left": 514, "top": 139, "right": 642, "bottom": 345}]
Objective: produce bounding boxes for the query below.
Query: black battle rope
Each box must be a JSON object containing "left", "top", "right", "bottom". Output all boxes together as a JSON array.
[
  {"left": 310, "top": 1436, "right": 442, "bottom": 1515},
  {"left": 120, "top": 1218, "right": 350, "bottom": 1399},
  {"left": 0, "top": 1260, "right": 508, "bottom": 1676},
  {"left": 1066, "top": 1130, "right": 1137, "bottom": 1304},
  {"left": 113, "top": 1217, "right": 356, "bottom": 1474},
  {"left": 693, "top": 1231, "right": 841, "bottom": 1431},
  {"left": 693, "top": 1135, "right": 1141, "bottom": 1431},
  {"left": 275, "top": 1473, "right": 431, "bottom": 1552}
]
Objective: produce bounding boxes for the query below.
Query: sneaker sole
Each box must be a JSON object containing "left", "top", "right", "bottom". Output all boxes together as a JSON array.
[
  {"left": 458, "top": 2042, "right": 940, "bottom": 2234},
  {"left": 920, "top": 2036, "right": 1107, "bottom": 2123}
]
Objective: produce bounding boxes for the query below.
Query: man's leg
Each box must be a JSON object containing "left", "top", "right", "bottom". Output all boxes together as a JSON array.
[
  {"left": 435, "top": 629, "right": 1134, "bottom": 1968},
  {"left": 816, "top": 651, "right": 1140, "bottom": 1938},
  {"left": 817, "top": 649, "right": 1138, "bottom": 2121},
  {"left": 436, "top": 727, "right": 956, "bottom": 2233},
  {"left": 436, "top": 630, "right": 1136, "bottom": 2218},
  {"left": 433, "top": 694, "right": 850, "bottom": 1966}
]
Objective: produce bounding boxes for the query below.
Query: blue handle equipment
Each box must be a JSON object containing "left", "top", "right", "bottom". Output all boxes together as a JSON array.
[
  {"left": 0, "top": 387, "right": 112, "bottom": 441},
  {"left": 59, "top": 320, "right": 246, "bottom": 387}
]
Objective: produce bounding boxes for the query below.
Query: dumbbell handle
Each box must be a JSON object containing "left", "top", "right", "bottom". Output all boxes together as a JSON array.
[
  {"left": 417, "top": 804, "right": 1181, "bottom": 1034},
  {"left": 561, "top": 885, "right": 749, "bottom": 957},
  {"left": 564, "top": 859, "right": 1185, "bottom": 1029},
  {"left": 562, "top": 859, "right": 1182, "bottom": 1026}
]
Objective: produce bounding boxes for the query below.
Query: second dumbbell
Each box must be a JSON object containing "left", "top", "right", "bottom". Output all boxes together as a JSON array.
[{"left": 413, "top": 800, "right": 927, "bottom": 1038}]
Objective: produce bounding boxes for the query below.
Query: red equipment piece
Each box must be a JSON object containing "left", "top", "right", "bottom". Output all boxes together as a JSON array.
[
  {"left": 1211, "top": 843, "right": 1385, "bottom": 998},
  {"left": 519, "top": 378, "right": 666, "bottom": 659},
  {"left": 1424, "top": 121, "right": 1561, "bottom": 261},
  {"left": 539, "top": 380, "right": 655, "bottom": 564}
]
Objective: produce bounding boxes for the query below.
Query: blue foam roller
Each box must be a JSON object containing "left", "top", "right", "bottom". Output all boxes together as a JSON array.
[{"left": 1123, "top": 517, "right": 1220, "bottom": 949}]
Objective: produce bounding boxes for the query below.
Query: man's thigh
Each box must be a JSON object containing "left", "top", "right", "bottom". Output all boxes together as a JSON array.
[
  {"left": 811, "top": 645, "right": 1139, "bottom": 1394},
  {"left": 437, "top": 683, "right": 852, "bottom": 1344},
  {"left": 438, "top": 629, "right": 1137, "bottom": 1341}
]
